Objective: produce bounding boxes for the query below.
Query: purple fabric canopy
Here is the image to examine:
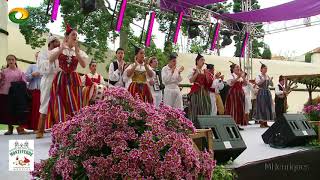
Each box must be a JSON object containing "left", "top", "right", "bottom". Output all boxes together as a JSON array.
[
  {"left": 223, "top": 0, "right": 320, "bottom": 23},
  {"left": 160, "top": 0, "right": 226, "bottom": 13}
]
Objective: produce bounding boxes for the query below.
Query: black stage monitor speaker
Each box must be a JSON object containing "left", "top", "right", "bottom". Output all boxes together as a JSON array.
[
  {"left": 197, "top": 115, "right": 247, "bottom": 163},
  {"left": 262, "top": 114, "right": 317, "bottom": 148}
]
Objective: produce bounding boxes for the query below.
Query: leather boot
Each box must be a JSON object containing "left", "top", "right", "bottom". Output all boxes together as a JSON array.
[
  {"left": 36, "top": 118, "right": 45, "bottom": 139},
  {"left": 4, "top": 125, "right": 13, "bottom": 135}
]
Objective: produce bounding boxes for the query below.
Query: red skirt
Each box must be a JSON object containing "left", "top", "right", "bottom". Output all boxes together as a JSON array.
[
  {"left": 25, "top": 89, "right": 41, "bottom": 130},
  {"left": 128, "top": 82, "right": 153, "bottom": 103},
  {"left": 0, "top": 94, "right": 26, "bottom": 125},
  {"left": 225, "top": 82, "right": 247, "bottom": 125}
]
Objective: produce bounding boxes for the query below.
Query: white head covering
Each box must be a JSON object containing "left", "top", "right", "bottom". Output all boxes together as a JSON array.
[{"left": 47, "top": 33, "right": 58, "bottom": 44}]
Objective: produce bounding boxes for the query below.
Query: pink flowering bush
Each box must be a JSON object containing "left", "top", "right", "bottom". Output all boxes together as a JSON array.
[
  {"left": 31, "top": 88, "right": 215, "bottom": 179},
  {"left": 303, "top": 103, "right": 320, "bottom": 121}
]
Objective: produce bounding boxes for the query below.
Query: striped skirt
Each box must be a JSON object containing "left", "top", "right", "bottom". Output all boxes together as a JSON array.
[
  {"left": 128, "top": 82, "right": 153, "bottom": 103},
  {"left": 47, "top": 71, "right": 83, "bottom": 126},
  {"left": 225, "top": 84, "right": 246, "bottom": 125},
  {"left": 188, "top": 87, "right": 212, "bottom": 128},
  {"left": 255, "top": 89, "right": 273, "bottom": 121}
]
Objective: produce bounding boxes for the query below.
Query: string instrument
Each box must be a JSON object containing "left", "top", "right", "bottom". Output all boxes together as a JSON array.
[
  {"left": 153, "top": 73, "right": 161, "bottom": 91},
  {"left": 282, "top": 84, "right": 298, "bottom": 110},
  {"left": 278, "top": 84, "right": 298, "bottom": 98}
]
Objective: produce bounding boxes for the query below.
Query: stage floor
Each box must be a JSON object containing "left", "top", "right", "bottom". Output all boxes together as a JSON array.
[
  {"left": 0, "top": 123, "right": 309, "bottom": 179},
  {"left": 229, "top": 122, "right": 308, "bottom": 168}
]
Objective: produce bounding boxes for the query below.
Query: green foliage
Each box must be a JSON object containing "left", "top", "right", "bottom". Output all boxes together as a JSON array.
[
  {"left": 305, "top": 96, "right": 320, "bottom": 106},
  {"left": 19, "top": 4, "right": 50, "bottom": 49},
  {"left": 262, "top": 45, "right": 272, "bottom": 59},
  {"left": 305, "top": 52, "right": 312, "bottom": 63},
  {"left": 233, "top": 0, "right": 265, "bottom": 58},
  {"left": 212, "top": 165, "right": 236, "bottom": 180}
]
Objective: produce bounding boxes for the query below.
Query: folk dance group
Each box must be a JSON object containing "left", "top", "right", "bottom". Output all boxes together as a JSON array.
[{"left": 0, "top": 26, "right": 290, "bottom": 137}]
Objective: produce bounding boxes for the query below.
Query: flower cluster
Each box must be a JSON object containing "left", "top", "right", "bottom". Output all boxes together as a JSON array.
[
  {"left": 31, "top": 87, "right": 215, "bottom": 179},
  {"left": 303, "top": 103, "right": 320, "bottom": 121}
]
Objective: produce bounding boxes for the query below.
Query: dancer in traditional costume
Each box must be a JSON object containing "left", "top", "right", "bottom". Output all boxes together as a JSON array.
[
  {"left": 0, "top": 55, "right": 27, "bottom": 135},
  {"left": 36, "top": 34, "right": 60, "bottom": 138},
  {"left": 255, "top": 63, "right": 273, "bottom": 128},
  {"left": 225, "top": 63, "right": 247, "bottom": 129},
  {"left": 275, "top": 75, "right": 287, "bottom": 120},
  {"left": 47, "top": 24, "right": 88, "bottom": 125},
  {"left": 123, "top": 47, "right": 154, "bottom": 103},
  {"left": 25, "top": 52, "right": 41, "bottom": 131},
  {"left": 108, "top": 48, "right": 128, "bottom": 87},
  {"left": 162, "top": 53, "right": 184, "bottom": 109},
  {"left": 206, "top": 64, "right": 224, "bottom": 115},
  {"left": 187, "top": 53, "right": 212, "bottom": 127},
  {"left": 82, "top": 60, "right": 105, "bottom": 106},
  {"left": 148, "top": 57, "right": 164, "bottom": 108},
  {"left": 242, "top": 73, "right": 254, "bottom": 123}
]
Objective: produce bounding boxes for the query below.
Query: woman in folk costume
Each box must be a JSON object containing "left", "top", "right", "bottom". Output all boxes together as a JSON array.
[
  {"left": 0, "top": 55, "right": 27, "bottom": 135},
  {"left": 275, "top": 75, "right": 287, "bottom": 120},
  {"left": 162, "top": 53, "right": 184, "bottom": 109},
  {"left": 187, "top": 53, "right": 212, "bottom": 128},
  {"left": 25, "top": 52, "right": 41, "bottom": 131},
  {"left": 123, "top": 46, "right": 155, "bottom": 103},
  {"left": 255, "top": 62, "right": 273, "bottom": 128},
  {"left": 47, "top": 24, "right": 88, "bottom": 125},
  {"left": 82, "top": 60, "right": 105, "bottom": 106},
  {"left": 225, "top": 63, "right": 247, "bottom": 130}
]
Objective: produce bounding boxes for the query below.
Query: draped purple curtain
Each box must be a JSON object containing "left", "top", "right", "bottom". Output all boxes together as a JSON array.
[
  {"left": 160, "top": 0, "right": 226, "bottom": 13},
  {"left": 223, "top": 0, "right": 320, "bottom": 23}
]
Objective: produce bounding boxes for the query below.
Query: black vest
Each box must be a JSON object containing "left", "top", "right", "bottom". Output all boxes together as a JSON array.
[{"left": 109, "top": 61, "right": 127, "bottom": 85}]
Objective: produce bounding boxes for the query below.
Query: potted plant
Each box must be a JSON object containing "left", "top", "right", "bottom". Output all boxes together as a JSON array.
[{"left": 31, "top": 88, "right": 215, "bottom": 179}]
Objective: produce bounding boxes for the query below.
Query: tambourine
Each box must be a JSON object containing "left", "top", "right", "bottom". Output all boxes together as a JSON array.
[{"left": 91, "top": 84, "right": 107, "bottom": 101}]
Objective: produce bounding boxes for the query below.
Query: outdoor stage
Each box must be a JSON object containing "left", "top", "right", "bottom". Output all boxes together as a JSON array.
[{"left": 0, "top": 122, "right": 312, "bottom": 179}]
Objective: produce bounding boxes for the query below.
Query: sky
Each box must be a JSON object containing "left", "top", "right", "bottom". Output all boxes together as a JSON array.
[{"left": 4, "top": 0, "right": 320, "bottom": 57}]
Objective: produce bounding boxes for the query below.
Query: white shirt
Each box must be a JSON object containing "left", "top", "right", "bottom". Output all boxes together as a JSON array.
[
  {"left": 108, "top": 60, "right": 127, "bottom": 87},
  {"left": 37, "top": 49, "right": 59, "bottom": 76},
  {"left": 275, "top": 83, "right": 285, "bottom": 96},
  {"left": 48, "top": 47, "right": 89, "bottom": 70},
  {"left": 227, "top": 73, "right": 244, "bottom": 86},
  {"left": 123, "top": 63, "right": 155, "bottom": 84},
  {"left": 81, "top": 72, "right": 105, "bottom": 86},
  {"left": 161, "top": 65, "right": 182, "bottom": 89},
  {"left": 255, "top": 73, "right": 273, "bottom": 85},
  {"left": 212, "top": 79, "right": 224, "bottom": 94}
]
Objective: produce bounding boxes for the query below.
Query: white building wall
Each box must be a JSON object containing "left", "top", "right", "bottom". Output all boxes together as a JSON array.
[
  {"left": 0, "top": 1, "right": 8, "bottom": 67},
  {"left": 311, "top": 53, "right": 320, "bottom": 64}
]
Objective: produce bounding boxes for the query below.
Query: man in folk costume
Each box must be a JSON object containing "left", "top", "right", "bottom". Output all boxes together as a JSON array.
[
  {"left": 275, "top": 75, "right": 287, "bottom": 120},
  {"left": 148, "top": 57, "right": 164, "bottom": 108},
  {"left": 82, "top": 60, "right": 106, "bottom": 106},
  {"left": 162, "top": 53, "right": 184, "bottom": 109},
  {"left": 206, "top": 63, "right": 224, "bottom": 115},
  {"left": 36, "top": 34, "right": 60, "bottom": 138},
  {"left": 108, "top": 48, "right": 128, "bottom": 87}
]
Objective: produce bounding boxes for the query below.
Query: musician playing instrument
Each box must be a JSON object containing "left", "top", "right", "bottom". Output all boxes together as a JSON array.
[
  {"left": 82, "top": 60, "right": 106, "bottom": 106},
  {"left": 275, "top": 75, "right": 297, "bottom": 120},
  {"left": 148, "top": 57, "right": 164, "bottom": 108}
]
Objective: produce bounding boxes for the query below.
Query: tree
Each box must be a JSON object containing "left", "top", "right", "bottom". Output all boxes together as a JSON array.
[
  {"left": 233, "top": 0, "right": 266, "bottom": 58},
  {"left": 262, "top": 45, "right": 272, "bottom": 59},
  {"left": 305, "top": 52, "right": 312, "bottom": 63}
]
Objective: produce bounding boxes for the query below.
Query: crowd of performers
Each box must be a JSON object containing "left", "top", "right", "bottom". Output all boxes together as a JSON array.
[{"left": 0, "top": 26, "right": 291, "bottom": 137}]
